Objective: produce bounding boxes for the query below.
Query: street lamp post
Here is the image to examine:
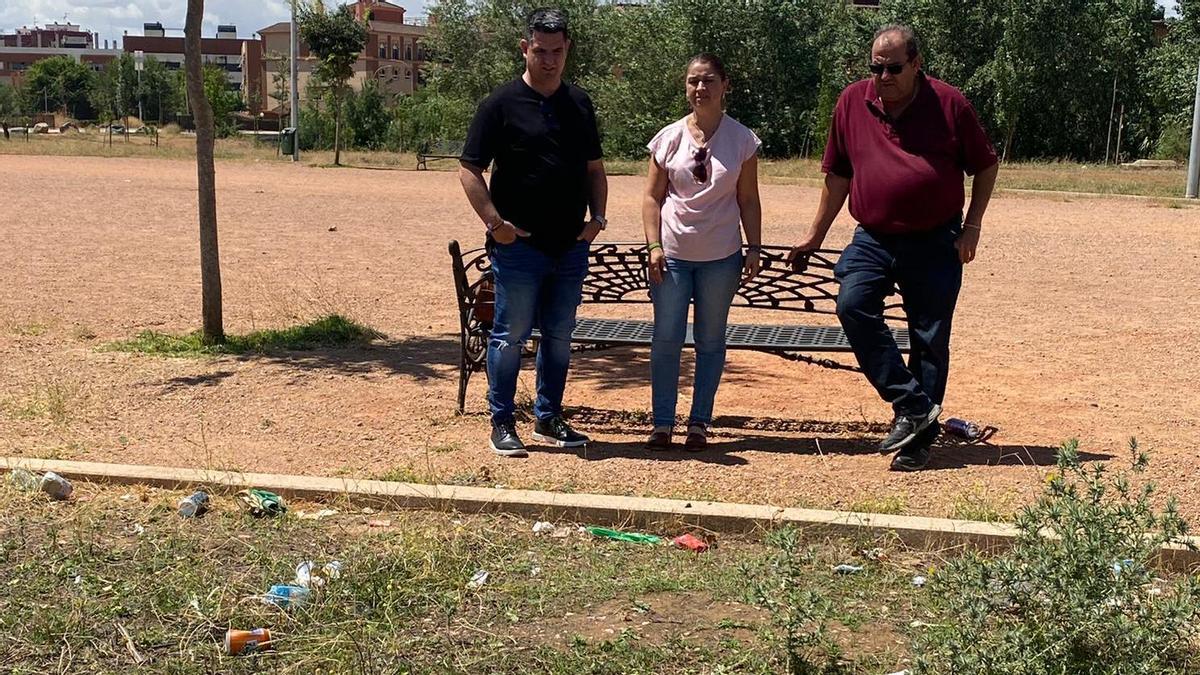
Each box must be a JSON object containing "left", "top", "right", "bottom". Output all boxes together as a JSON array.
[{"left": 135, "top": 50, "right": 144, "bottom": 123}]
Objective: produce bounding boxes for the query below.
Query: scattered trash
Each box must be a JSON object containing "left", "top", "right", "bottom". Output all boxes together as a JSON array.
[
  {"left": 361, "top": 507, "right": 376, "bottom": 515},
  {"left": 1111, "top": 559, "right": 1135, "bottom": 577},
  {"left": 328, "top": 226, "right": 338, "bottom": 232},
  {"left": 262, "top": 583, "right": 311, "bottom": 609},
  {"left": 530, "top": 565, "right": 542, "bottom": 577},
  {"left": 532, "top": 521, "right": 555, "bottom": 535},
  {"left": 40, "top": 472, "right": 73, "bottom": 501},
  {"left": 833, "top": 564, "right": 864, "bottom": 575},
  {"left": 586, "top": 526, "right": 663, "bottom": 545},
  {"left": 236, "top": 489, "right": 286, "bottom": 517},
  {"left": 672, "top": 533, "right": 710, "bottom": 553},
  {"left": 225, "top": 628, "right": 273, "bottom": 655},
  {"left": 912, "top": 575, "right": 927, "bottom": 588},
  {"left": 177, "top": 491, "right": 210, "bottom": 518},
  {"left": 129, "top": 524, "right": 146, "bottom": 536},
  {"left": 467, "top": 569, "right": 489, "bottom": 589},
  {"left": 885, "top": 670, "right": 911, "bottom": 675},
  {"left": 298, "top": 508, "right": 339, "bottom": 520},
  {"left": 944, "top": 417, "right": 982, "bottom": 440},
  {"left": 323, "top": 561, "right": 343, "bottom": 581},
  {"left": 861, "top": 547, "right": 885, "bottom": 561},
  {"left": 6, "top": 468, "right": 39, "bottom": 491},
  {"left": 367, "top": 519, "right": 392, "bottom": 528},
  {"left": 294, "top": 561, "right": 319, "bottom": 589}
]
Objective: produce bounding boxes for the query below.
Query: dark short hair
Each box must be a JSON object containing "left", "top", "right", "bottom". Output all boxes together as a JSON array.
[
  {"left": 873, "top": 24, "right": 920, "bottom": 61},
  {"left": 686, "top": 53, "right": 729, "bottom": 82},
  {"left": 526, "top": 8, "right": 569, "bottom": 41}
]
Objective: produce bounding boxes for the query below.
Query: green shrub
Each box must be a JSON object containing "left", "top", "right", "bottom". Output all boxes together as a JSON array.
[
  {"left": 745, "top": 527, "right": 843, "bottom": 674},
  {"left": 914, "top": 440, "right": 1200, "bottom": 675},
  {"left": 1155, "top": 122, "right": 1192, "bottom": 162}
]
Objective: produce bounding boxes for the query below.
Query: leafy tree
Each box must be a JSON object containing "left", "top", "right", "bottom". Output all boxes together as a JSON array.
[
  {"left": 0, "top": 82, "right": 20, "bottom": 124},
  {"left": 1148, "top": 1, "right": 1200, "bottom": 159},
  {"left": 22, "top": 55, "right": 94, "bottom": 118},
  {"left": 269, "top": 51, "right": 291, "bottom": 113},
  {"left": 298, "top": 0, "right": 369, "bottom": 165},
  {"left": 345, "top": 79, "right": 390, "bottom": 149},
  {"left": 203, "top": 65, "right": 244, "bottom": 137},
  {"left": 139, "top": 56, "right": 183, "bottom": 123}
]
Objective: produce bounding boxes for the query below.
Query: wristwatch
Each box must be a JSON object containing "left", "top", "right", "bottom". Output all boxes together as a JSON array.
[{"left": 592, "top": 214, "right": 607, "bottom": 230}]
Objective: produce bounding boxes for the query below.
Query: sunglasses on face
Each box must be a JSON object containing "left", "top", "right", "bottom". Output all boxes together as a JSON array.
[
  {"left": 868, "top": 61, "right": 908, "bottom": 76},
  {"left": 691, "top": 146, "right": 709, "bottom": 183}
]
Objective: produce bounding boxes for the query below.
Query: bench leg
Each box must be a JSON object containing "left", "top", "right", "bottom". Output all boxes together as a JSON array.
[{"left": 457, "top": 351, "right": 472, "bottom": 414}]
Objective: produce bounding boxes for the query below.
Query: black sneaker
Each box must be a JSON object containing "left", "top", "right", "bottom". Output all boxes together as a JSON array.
[
  {"left": 489, "top": 422, "right": 528, "bottom": 458},
  {"left": 890, "top": 421, "right": 940, "bottom": 472},
  {"left": 879, "top": 404, "right": 941, "bottom": 453},
  {"left": 532, "top": 416, "right": 589, "bottom": 448}
]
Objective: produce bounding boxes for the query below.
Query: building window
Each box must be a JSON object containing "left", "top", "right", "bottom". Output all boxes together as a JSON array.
[
  {"left": 405, "top": 45, "right": 412, "bottom": 60},
  {"left": 379, "top": 44, "right": 385, "bottom": 58},
  {"left": 392, "top": 45, "right": 399, "bottom": 60}
]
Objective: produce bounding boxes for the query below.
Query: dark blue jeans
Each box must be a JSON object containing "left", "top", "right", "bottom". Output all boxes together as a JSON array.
[
  {"left": 834, "top": 220, "right": 963, "bottom": 417},
  {"left": 487, "top": 239, "right": 589, "bottom": 426}
]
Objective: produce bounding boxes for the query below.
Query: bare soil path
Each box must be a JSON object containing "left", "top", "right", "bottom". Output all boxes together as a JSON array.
[{"left": 4, "top": 155, "right": 1199, "bottom": 519}]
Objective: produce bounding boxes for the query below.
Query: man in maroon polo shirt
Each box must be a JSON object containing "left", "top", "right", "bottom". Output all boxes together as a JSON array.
[{"left": 788, "top": 24, "right": 999, "bottom": 471}]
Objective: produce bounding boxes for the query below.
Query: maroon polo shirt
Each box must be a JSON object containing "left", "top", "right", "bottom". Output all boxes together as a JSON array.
[{"left": 822, "top": 73, "right": 997, "bottom": 234}]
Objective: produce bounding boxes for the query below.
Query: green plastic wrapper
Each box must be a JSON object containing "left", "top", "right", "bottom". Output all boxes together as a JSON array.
[{"left": 585, "top": 526, "right": 663, "bottom": 544}]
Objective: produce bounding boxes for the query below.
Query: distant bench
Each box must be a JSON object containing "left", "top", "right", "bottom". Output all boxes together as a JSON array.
[
  {"left": 447, "top": 241, "right": 910, "bottom": 414},
  {"left": 417, "top": 140, "right": 465, "bottom": 171}
]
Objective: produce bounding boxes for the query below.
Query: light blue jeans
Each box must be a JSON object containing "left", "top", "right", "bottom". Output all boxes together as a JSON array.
[{"left": 649, "top": 251, "right": 742, "bottom": 428}]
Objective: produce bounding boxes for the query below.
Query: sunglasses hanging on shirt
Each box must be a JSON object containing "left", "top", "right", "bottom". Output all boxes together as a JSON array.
[{"left": 691, "top": 146, "right": 709, "bottom": 183}]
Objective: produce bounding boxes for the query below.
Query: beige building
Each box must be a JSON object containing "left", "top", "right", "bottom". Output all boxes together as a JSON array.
[{"left": 258, "top": 0, "right": 427, "bottom": 113}]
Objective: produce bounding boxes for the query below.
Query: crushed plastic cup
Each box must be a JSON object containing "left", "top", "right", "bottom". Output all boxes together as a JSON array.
[
  {"left": 532, "top": 521, "right": 555, "bottom": 534},
  {"left": 262, "top": 583, "right": 311, "bottom": 609},
  {"left": 912, "top": 575, "right": 927, "bottom": 588},
  {"left": 833, "top": 564, "right": 864, "bottom": 575},
  {"left": 177, "top": 491, "right": 210, "bottom": 517},
  {"left": 467, "top": 569, "right": 489, "bottom": 589},
  {"left": 295, "top": 561, "right": 319, "bottom": 588},
  {"left": 40, "top": 472, "right": 73, "bottom": 500}
]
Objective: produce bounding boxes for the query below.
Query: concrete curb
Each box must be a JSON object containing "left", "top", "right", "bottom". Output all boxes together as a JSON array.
[{"left": 4, "top": 457, "right": 1197, "bottom": 570}]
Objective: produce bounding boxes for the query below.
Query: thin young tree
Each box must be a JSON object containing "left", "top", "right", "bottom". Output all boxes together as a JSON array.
[
  {"left": 185, "top": 0, "right": 224, "bottom": 343},
  {"left": 298, "top": 0, "right": 368, "bottom": 166}
]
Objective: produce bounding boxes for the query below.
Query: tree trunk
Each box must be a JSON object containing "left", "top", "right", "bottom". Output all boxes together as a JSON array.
[
  {"left": 185, "top": 0, "right": 224, "bottom": 344},
  {"left": 334, "top": 92, "right": 342, "bottom": 166},
  {"left": 1002, "top": 115, "right": 1017, "bottom": 164}
]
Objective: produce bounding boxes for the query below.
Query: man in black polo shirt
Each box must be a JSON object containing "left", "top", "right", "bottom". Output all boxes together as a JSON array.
[{"left": 458, "top": 8, "right": 608, "bottom": 458}]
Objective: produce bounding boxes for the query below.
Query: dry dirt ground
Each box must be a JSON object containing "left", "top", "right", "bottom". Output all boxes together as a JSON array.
[{"left": 3, "top": 155, "right": 1199, "bottom": 520}]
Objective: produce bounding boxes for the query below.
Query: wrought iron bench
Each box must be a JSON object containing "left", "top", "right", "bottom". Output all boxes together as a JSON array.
[
  {"left": 417, "top": 140, "right": 466, "bottom": 171},
  {"left": 448, "top": 240, "right": 910, "bottom": 414}
]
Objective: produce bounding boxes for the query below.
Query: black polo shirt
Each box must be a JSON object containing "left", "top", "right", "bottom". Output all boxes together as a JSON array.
[{"left": 461, "top": 78, "right": 603, "bottom": 255}]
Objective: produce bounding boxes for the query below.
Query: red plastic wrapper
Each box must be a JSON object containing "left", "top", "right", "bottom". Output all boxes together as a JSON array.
[{"left": 673, "top": 533, "right": 710, "bottom": 553}]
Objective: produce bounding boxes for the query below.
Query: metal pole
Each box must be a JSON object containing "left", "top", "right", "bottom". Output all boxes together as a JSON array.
[
  {"left": 1187, "top": 57, "right": 1200, "bottom": 199},
  {"left": 137, "top": 68, "right": 143, "bottom": 122},
  {"left": 290, "top": 0, "right": 300, "bottom": 162},
  {"left": 1104, "top": 73, "right": 1117, "bottom": 165}
]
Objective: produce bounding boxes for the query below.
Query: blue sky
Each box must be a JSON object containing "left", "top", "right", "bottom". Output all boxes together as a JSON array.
[{"left": 0, "top": 0, "right": 1177, "bottom": 49}]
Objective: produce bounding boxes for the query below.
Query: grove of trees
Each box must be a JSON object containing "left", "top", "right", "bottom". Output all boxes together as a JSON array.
[{"left": 1, "top": 0, "right": 1194, "bottom": 162}]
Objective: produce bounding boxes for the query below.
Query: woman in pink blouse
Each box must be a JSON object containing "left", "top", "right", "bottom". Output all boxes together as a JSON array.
[{"left": 642, "top": 53, "right": 763, "bottom": 452}]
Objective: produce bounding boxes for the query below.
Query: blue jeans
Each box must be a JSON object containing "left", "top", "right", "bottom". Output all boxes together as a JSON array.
[
  {"left": 834, "top": 220, "right": 963, "bottom": 417},
  {"left": 649, "top": 251, "right": 743, "bottom": 428},
  {"left": 487, "top": 239, "right": 589, "bottom": 426}
]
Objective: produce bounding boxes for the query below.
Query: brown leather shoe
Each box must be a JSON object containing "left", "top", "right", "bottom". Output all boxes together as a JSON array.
[
  {"left": 683, "top": 424, "right": 707, "bottom": 452},
  {"left": 645, "top": 428, "right": 672, "bottom": 451}
]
